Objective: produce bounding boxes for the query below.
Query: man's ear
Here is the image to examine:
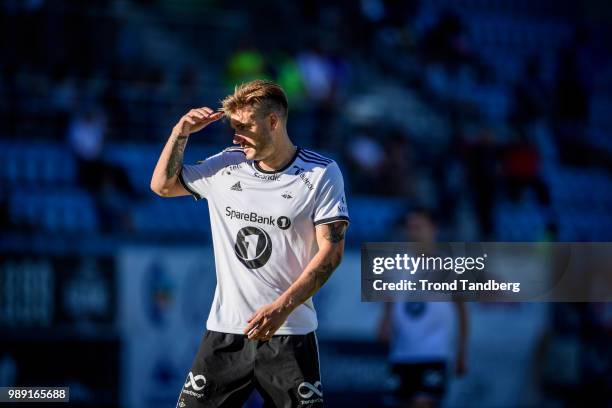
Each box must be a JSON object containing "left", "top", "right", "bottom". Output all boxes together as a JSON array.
[{"left": 269, "top": 112, "right": 279, "bottom": 130}]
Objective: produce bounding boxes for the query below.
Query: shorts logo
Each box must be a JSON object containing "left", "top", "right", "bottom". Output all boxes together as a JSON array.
[
  {"left": 298, "top": 381, "right": 323, "bottom": 399},
  {"left": 185, "top": 372, "right": 207, "bottom": 391}
]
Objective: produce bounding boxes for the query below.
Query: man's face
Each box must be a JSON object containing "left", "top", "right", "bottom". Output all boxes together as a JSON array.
[
  {"left": 407, "top": 213, "right": 436, "bottom": 243},
  {"left": 230, "top": 106, "right": 273, "bottom": 161}
]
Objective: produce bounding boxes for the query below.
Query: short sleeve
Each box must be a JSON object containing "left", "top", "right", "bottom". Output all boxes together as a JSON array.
[
  {"left": 313, "top": 161, "right": 350, "bottom": 226},
  {"left": 178, "top": 152, "right": 227, "bottom": 200}
]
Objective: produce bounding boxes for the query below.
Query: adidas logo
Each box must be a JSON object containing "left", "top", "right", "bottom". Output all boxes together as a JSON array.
[
  {"left": 282, "top": 191, "right": 294, "bottom": 199},
  {"left": 230, "top": 182, "right": 242, "bottom": 191}
]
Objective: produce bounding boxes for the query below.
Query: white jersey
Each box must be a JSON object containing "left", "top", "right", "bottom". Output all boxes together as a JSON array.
[
  {"left": 390, "top": 302, "right": 455, "bottom": 363},
  {"left": 179, "top": 146, "right": 349, "bottom": 335}
]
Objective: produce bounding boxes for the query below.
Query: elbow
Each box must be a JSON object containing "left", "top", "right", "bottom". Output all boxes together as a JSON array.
[
  {"left": 150, "top": 180, "right": 169, "bottom": 197},
  {"left": 151, "top": 187, "right": 164, "bottom": 197},
  {"left": 150, "top": 179, "right": 162, "bottom": 196}
]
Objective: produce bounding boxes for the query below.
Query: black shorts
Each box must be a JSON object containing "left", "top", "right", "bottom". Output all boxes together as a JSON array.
[
  {"left": 392, "top": 361, "right": 447, "bottom": 401},
  {"left": 176, "top": 330, "right": 324, "bottom": 408}
]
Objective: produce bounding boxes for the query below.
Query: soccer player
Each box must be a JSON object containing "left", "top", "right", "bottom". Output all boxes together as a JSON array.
[
  {"left": 150, "top": 80, "right": 349, "bottom": 407},
  {"left": 378, "top": 209, "right": 468, "bottom": 408}
]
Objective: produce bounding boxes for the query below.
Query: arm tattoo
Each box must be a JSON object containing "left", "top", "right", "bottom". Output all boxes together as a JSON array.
[
  {"left": 313, "top": 261, "right": 334, "bottom": 290},
  {"left": 322, "top": 222, "right": 347, "bottom": 243},
  {"left": 166, "top": 136, "right": 188, "bottom": 179}
]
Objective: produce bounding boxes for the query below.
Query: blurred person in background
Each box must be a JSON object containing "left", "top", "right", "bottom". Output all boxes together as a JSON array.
[
  {"left": 509, "top": 56, "right": 549, "bottom": 128},
  {"left": 378, "top": 208, "right": 468, "bottom": 408},
  {"left": 150, "top": 79, "right": 349, "bottom": 407},
  {"left": 501, "top": 131, "right": 549, "bottom": 205},
  {"left": 540, "top": 302, "right": 612, "bottom": 406},
  {"left": 66, "top": 107, "right": 109, "bottom": 192},
  {"left": 462, "top": 127, "right": 499, "bottom": 239},
  {"left": 66, "top": 107, "right": 134, "bottom": 231},
  {"left": 345, "top": 130, "right": 386, "bottom": 194},
  {"left": 225, "top": 45, "right": 266, "bottom": 89}
]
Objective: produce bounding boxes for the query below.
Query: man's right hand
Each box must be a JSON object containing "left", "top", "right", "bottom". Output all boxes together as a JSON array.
[{"left": 173, "top": 107, "right": 224, "bottom": 137}]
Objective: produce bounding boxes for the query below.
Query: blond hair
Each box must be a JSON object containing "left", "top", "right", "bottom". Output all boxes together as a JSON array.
[{"left": 220, "top": 79, "right": 288, "bottom": 120}]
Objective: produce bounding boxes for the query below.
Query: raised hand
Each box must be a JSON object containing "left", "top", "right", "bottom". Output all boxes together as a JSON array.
[{"left": 173, "top": 107, "right": 223, "bottom": 137}]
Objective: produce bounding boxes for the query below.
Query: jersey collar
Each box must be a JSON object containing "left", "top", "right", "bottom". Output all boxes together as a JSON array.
[{"left": 253, "top": 146, "right": 301, "bottom": 174}]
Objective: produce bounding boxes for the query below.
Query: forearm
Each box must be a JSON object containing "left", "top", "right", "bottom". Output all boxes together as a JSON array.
[
  {"left": 275, "top": 246, "right": 343, "bottom": 313},
  {"left": 150, "top": 130, "right": 189, "bottom": 196},
  {"left": 243, "top": 222, "right": 347, "bottom": 340}
]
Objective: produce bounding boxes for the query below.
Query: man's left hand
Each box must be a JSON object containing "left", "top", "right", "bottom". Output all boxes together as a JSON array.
[{"left": 244, "top": 301, "right": 291, "bottom": 341}]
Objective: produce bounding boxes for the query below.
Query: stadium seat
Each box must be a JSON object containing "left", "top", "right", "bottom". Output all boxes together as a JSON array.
[{"left": 9, "top": 188, "right": 99, "bottom": 234}]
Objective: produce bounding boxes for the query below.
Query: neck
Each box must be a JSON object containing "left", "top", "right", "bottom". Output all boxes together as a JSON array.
[
  {"left": 415, "top": 241, "right": 436, "bottom": 256},
  {"left": 258, "top": 134, "right": 296, "bottom": 171}
]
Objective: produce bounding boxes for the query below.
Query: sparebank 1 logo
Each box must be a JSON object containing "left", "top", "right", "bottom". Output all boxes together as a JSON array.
[{"left": 234, "top": 226, "right": 272, "bottom": 269}]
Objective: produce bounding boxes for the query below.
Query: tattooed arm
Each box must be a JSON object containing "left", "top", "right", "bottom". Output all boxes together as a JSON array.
[
  {"left": 244, "top": 221, "right": 348, "bottom": 340},
  {"left": 150, "top": 107, "right": 222, "bottom": 197}
]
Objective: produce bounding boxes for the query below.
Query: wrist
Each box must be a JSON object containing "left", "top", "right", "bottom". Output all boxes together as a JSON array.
[
  {"left": 171, "top": 127, "right": 190, "bottom": 139},
  {"left": 274, "top": 296, "right": 297, "bottom": 314}
]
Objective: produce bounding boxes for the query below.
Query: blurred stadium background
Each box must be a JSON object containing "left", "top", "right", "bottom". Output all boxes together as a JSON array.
[{"left": 1, "top": 0, "right": 611, "bottom": 406}]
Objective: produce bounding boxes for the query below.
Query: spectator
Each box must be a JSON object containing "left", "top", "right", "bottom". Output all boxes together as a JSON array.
[
  {"left": 421, "top": 11, "right": 473, "bottom": 69},
  {"left": 510, "top": 57, "right": 549, "bottom": 128},
  {"left": 67, "top": 108, "right": 107, "bottom": 163},
  {"left": 345, "top": 132, "right": 386, "bottom": 194},
  {"left": 225, "top": 46, "right": 266, "bottom": 88},
  {"left": 297, "top": 46, "right": 334, "bottom": 103},
  {"left": 462, "top": 127, "right": 499, "bottom": 238},
  {"left": 501, "top": 132, "right": 549, "bottom": 205},
  {"left": 65, "top": 108, "right": 109, "bottom": 188}
]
